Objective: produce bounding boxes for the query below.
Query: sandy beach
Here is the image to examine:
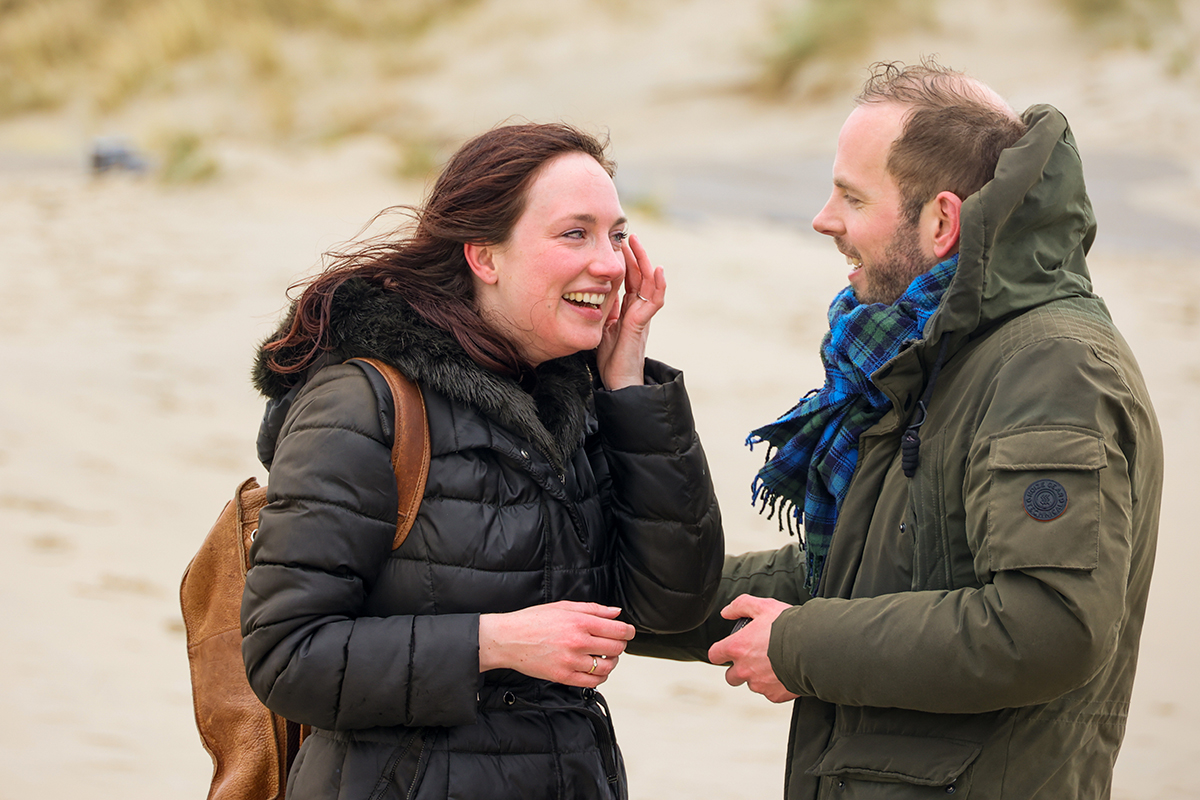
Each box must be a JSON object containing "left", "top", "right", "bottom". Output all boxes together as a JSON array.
[{"left": 2, "top": 0, "right": 1199, "bottom": 797}]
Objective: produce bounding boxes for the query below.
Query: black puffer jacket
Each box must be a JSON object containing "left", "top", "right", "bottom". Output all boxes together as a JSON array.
[{"left": 241, "top": 279, "right": 724, "bottom": 800}]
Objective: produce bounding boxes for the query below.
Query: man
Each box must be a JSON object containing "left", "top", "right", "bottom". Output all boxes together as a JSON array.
[{"left": 633, "top": 60, "right": 1162, "bottom": 798}]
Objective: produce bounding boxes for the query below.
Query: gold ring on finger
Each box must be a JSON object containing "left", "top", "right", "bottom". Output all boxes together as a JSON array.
[{"left": 588, "top": 657, "right": 598, "bottom": 675}]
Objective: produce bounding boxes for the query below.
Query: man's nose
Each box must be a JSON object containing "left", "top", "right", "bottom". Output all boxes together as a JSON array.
[{"left": 812, "top": 193, "right": 841, "bottom": 237}]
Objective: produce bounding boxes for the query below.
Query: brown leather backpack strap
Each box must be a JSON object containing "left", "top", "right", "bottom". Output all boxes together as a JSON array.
[{"left": 348, "top": 358, "right": 430, "bottom": 550}]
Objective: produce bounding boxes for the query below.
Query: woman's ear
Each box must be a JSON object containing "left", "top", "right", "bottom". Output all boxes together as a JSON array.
[
  {"left": 929, "top": 191, "right": 962, "bottom": 259},
  {"left": 464, "top": 243, "right": 499, "bottom": 285}
]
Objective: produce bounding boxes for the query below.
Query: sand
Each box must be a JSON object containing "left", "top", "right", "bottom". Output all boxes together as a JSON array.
[{"left": 1, "top": 0, "right": 1199, "bottom": 797}]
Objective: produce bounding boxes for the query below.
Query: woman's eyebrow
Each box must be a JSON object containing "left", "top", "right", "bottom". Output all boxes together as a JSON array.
[{"left": 559, "top": 213, "right": 629, "bottom": 227}]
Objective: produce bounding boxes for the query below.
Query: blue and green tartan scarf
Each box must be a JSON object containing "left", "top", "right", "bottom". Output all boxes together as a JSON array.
[{"left": 747, "top": 255, "right": 958, "bottom": 595}]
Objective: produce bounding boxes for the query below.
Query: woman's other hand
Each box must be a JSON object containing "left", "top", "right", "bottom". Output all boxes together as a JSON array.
[
  {"left": 596, "top": 233, "right": 665, "bottom": 390},
  {"left": 479, "top": 601, "right": 635, "bottom": 687}
]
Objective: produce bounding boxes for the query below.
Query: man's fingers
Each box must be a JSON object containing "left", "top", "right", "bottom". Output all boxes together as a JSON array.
[
  {"left": 720, "top": 593, "right": 761, "bottom": 620},
  {"left": 723, "top": 663, "right": 747, "bottom": 688},
  {"left": 708, "top": 637, "right": 732, "bottom": 667}
]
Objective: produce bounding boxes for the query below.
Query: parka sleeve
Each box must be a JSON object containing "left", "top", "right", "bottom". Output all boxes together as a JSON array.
[
  {"left": 766, "top": 336, "right": 1160, "bottom": 713},
  {"left": 592, "top": 359, "right": 724, "bottom": 634},
  {"left": 627, "top": 544, "right": 811, "bottom": 661},
  {"left": 240, "top": 365, "right": 480, "bottom": 730}
]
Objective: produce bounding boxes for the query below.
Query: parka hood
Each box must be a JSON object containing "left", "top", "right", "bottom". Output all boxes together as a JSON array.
[
  {"left": 926, "top": 104, "right": 1102, "bottom": 353},
  {"left": 872, "top": 105, "right": 1107, "bottom": 412},
  {"left": 251, "top": 278, "right": 594, "bottom": 469}
]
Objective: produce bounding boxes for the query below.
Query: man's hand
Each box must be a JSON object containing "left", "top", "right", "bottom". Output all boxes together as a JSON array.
[{"left": 708, "top": 594, "right": 800, "bottom": 704}]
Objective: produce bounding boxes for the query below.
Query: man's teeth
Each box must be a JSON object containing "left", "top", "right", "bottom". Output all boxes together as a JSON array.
[
  {"left": 846, "top": 256, "right": 863, "bottom": 269},
  {"left": 563, "top": 292, "right": 604, "bottom": 307}
]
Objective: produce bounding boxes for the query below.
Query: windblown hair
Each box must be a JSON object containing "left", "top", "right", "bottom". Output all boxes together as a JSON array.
[
  {"left": 263, "top": 122, "right": 615, "bottom": 378},
  {"left": 857, "top": 58, "right": 1028, "bottom": 225}
]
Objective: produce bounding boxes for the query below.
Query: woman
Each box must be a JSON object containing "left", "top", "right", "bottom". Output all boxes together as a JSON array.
[{"left": 242, "top": 122, "right": 723, "bottom": 800}]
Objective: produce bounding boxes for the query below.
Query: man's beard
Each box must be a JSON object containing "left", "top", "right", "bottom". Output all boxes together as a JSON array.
[{"left": 846, "top": 220, "right": 938, "bottom": 305}]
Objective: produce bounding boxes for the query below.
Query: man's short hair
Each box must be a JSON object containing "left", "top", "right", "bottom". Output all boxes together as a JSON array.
[{"left": 857, "top": 59, "right": 1028, "bottom": 225}]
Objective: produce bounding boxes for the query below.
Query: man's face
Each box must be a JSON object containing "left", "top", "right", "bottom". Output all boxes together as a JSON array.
[{"left": 812, "top": 102, "right": 937, "bottom": 305}]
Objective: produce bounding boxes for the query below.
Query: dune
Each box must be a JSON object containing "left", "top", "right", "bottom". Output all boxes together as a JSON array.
[{"left": 1, "top": 0, "right": 1198, "bottom": 797}]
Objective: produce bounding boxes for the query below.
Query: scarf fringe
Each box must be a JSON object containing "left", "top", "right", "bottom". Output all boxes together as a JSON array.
[
  {"left": 750, "top": 479, "right": 803, "bottom": 540},
  {"left": 744, "top": 255, "right": 960, "bottom": 595}
]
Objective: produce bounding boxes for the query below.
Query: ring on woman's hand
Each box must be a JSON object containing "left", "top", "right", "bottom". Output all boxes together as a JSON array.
[
  {"left": 636, "top": 293, "right": 649, "bottom": 303},
  {"left": 588, "top": 657, "right": 598, "bottom": 675}
]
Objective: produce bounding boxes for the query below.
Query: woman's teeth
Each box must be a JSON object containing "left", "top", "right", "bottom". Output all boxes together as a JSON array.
[{"left": 563, "top": 291, "right": 604, "bottom": 308}]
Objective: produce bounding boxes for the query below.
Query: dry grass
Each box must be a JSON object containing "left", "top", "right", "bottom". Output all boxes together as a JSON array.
[
  {"left": 155, "top": 130, "right": 219, "bottom": 185},
  {"left": 0, "top": 0, "right": 476, "bottom": 123},
  {"left": 759, "top": 0, "right": 1187, "bottom": 96},
  {"left": 758, "top": 0, "right": 937, "bottom": 97},
  {"left": 1057, "top": 0, "right": 1184, "bottom": 49}
]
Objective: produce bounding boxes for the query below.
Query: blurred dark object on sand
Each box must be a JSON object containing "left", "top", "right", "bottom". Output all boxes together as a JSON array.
[{"left": 90, "top": 137, "right": 149, "bottom": 175}]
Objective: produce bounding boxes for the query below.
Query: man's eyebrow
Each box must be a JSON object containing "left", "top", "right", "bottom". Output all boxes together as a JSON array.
[{"left": 832, "top": 178, "right": 861, "bottom": 195}]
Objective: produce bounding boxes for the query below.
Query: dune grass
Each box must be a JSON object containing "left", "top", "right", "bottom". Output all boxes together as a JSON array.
[
  {"left": 156, "top": 130, "right": 219, "bottom": 185},
  {"left": 759, "top": 0, "right": 1186, "bottom": 96},
  {"left": 1057, "top": 0, "right": 1183, "bottom": 48},
  {"left": 759, "top": 0, "right": 937, "bottom": 97},
  {"left": 0, "top": 0, "right": 474, "bottom": 120}
]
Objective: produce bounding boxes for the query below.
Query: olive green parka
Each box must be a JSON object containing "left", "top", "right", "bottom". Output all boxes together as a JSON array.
[{"left": 634, "top": 105, "right": 1162, "bottom": 798}]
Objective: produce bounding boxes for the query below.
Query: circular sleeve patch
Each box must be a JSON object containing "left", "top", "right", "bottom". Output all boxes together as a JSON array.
[{"left": 1024, "top": 479, "right": 1069, "bottom": 521}]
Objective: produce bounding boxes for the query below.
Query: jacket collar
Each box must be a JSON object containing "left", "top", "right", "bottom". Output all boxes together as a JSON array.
[{"left": 252, "top": 278, "right": 594, "bottom": 469}]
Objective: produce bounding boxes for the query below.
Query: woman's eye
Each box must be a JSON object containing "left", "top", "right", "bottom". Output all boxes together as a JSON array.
[
  {"left": 611, "top": 230, "right": 630, "bottom": 247},
  {"left": 564, "top": 229, "right": 586, "bottom": 240}
]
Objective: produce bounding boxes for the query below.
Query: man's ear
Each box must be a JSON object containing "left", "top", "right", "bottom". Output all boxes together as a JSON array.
[
  {"left": 464, "top": 243, "right": 499, "bottom": 285},
  {"left": 929, "top": 191, "right": 962, "bottom": 258}
]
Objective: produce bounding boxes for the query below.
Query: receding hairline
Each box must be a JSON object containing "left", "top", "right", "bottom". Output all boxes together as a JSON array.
[{"left": 855, "top": 62, "right": 1021, "bottom": 125}]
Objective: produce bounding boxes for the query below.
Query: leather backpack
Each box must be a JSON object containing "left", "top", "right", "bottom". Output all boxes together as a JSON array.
[{"left": 180, "top": 359, "right": 430, "bottom": 800}]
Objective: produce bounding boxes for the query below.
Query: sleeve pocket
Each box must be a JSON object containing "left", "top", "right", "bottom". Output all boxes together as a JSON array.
[{"left": 986, "top": 428, "right": 1104, "bottom": 572}]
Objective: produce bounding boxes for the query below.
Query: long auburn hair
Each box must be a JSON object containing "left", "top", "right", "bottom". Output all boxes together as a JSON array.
[{"left": 263, "top": 122, "right": 615, "bottom": 378}]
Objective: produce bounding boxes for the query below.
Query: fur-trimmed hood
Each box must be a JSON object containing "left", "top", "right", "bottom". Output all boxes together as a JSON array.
[{"left": 252, "top": 278, "right": 595, "bottom": 468}]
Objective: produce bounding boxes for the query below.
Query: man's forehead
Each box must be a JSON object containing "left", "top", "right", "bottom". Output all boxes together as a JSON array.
[
  {"left": 840, "top": 102, "right": 907, "bottom": 149},
  {"left": 832, "top": 103, "right": 906, "bottom": 191}
]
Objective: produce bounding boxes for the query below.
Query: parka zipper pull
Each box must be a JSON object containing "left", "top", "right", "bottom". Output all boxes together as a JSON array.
[{"left": 902, "top": 337, "right": 950, "bottom": 478}]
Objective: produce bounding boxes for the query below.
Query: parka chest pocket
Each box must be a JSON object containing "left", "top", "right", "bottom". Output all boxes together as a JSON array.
[
  {"left": 808, "top": 732, "right": 980, "bottom": 798},
  {"left": 985, "top": 428, "right": 1105, "bottom": 572}
]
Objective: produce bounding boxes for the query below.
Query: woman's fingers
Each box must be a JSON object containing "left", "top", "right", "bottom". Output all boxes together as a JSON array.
[
  {"left": 623, "top": 234, "right": 665, "bottom": 310},
  {"left": 480, "top": 601, "right": 637, "bottom": 686},
  {"left": 552, "top": 601, "right": 624, "bottom": 619},
  {"left": 578, "top": 653, "right": 620, "bottom": 680}
]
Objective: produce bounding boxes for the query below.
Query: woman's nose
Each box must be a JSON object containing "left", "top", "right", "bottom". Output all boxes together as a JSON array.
[{"left": 590, "top": 243, "right": 626, "bottom": 280}]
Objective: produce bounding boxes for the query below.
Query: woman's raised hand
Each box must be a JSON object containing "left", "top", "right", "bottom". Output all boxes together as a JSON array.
[
  {"left": 478, "top": 601, "right": 636, "bottom": 688},
  {"left": 596, "top": 233, "right": 665, "bottom": 390}
]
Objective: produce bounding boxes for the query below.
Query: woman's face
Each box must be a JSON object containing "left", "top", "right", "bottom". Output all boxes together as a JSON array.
[{"left": 470, "top": 152, "right": 629, "bottom": 366}]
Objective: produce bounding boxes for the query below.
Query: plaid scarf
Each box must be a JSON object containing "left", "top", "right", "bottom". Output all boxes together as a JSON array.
[{"left": 748, "top": 255, "right": 958, "bottom": 594}]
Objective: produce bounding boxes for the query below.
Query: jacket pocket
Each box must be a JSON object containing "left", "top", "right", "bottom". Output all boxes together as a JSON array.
[
  {"left": 985, "top": 427, "right": 1104, "bottom": 572},
  {"left": 367, "top": 728, "right": 429, "bottom": 800},
  {"left": 808, "top": 732, "right": 980, "bottom": 798},
  {"left": 289, "top": 727, "right": 430, "bottom": 800}
]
